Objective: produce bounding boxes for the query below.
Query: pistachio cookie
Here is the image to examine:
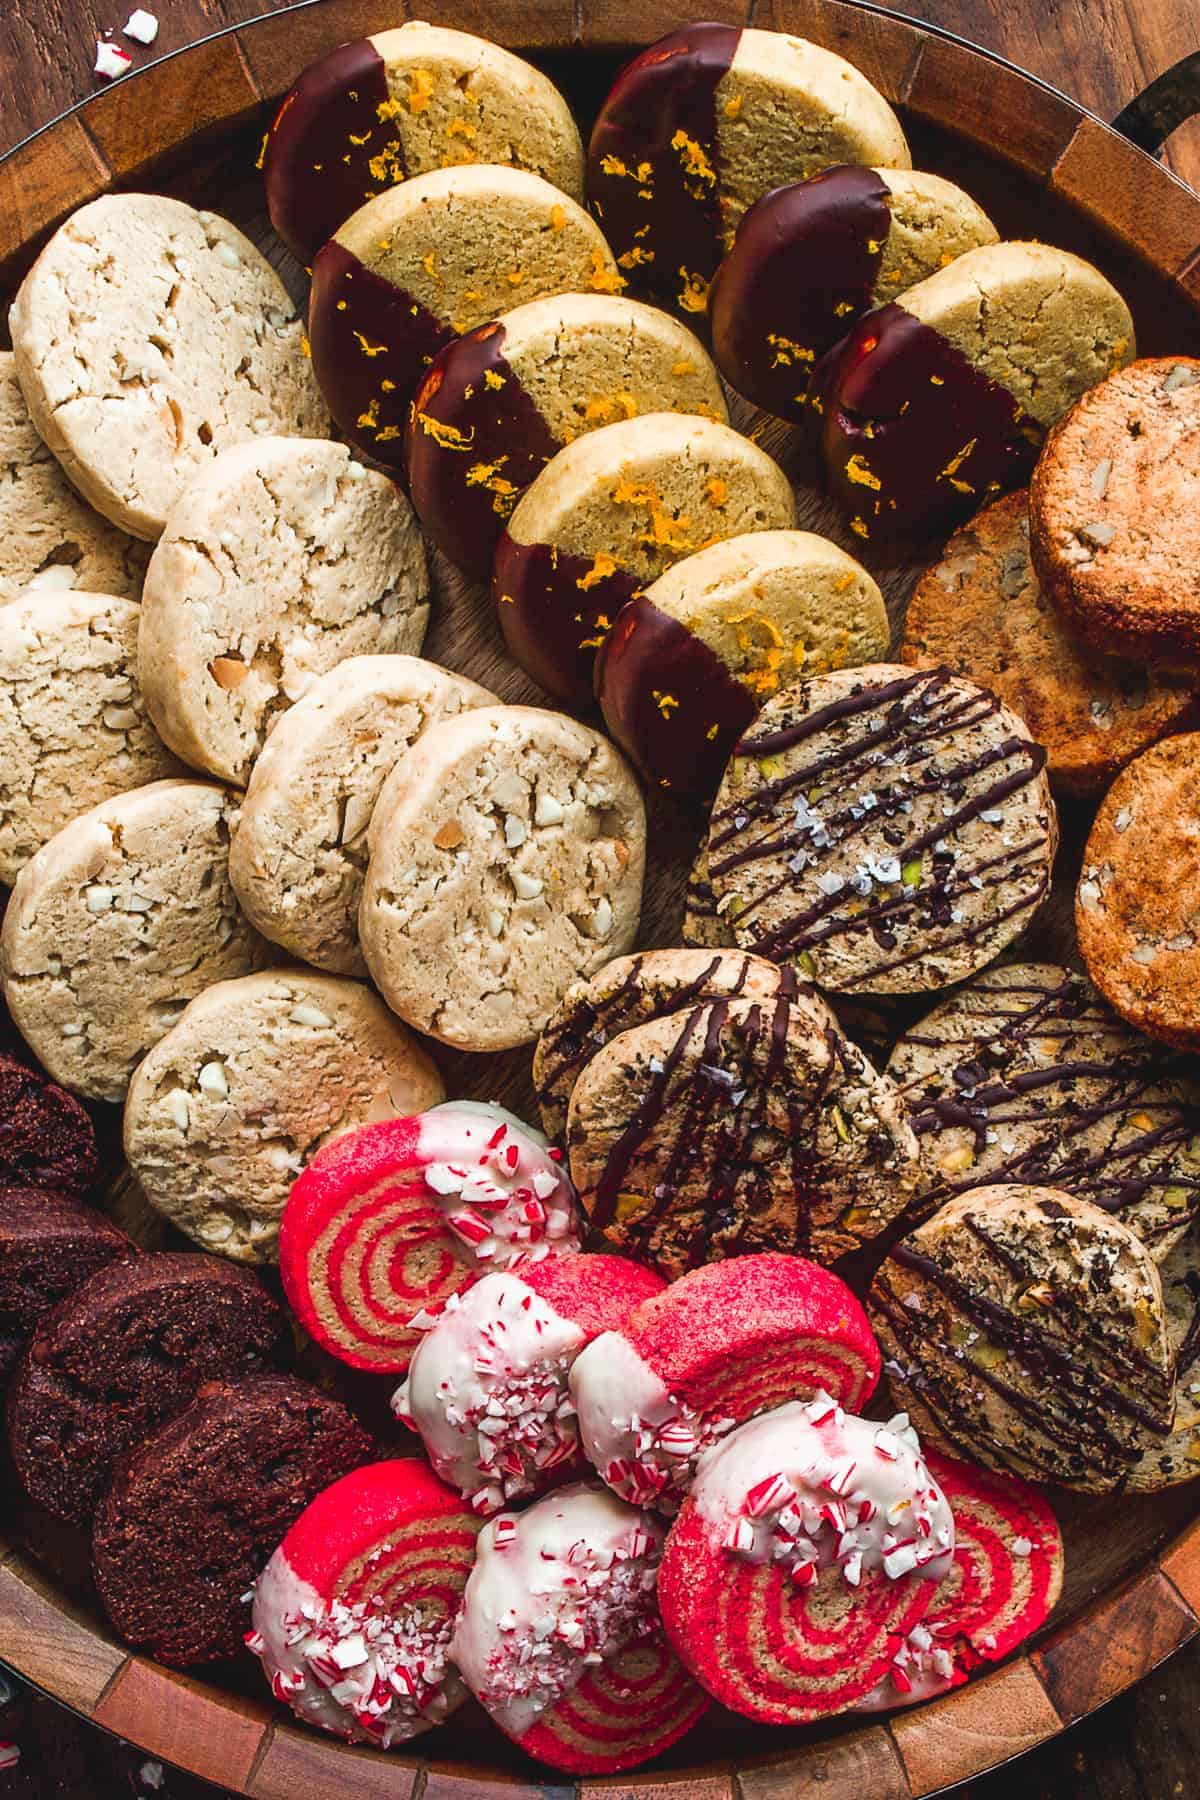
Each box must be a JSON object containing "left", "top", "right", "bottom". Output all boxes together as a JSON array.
[{"left": 1129, "top": 1226, "right": 1200, "bottom": 1490}]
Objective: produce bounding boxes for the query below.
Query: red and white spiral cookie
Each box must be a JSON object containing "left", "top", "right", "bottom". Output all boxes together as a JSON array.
[
  {"left": 451, "top": 1483, "right": 708, "bottom": 1772},
  {"left": 280, "top": 1102, "right": 581, "bottom": 1372},
  {"left": 394, "top": 1253, "right": 665, "bottom": 1515},
  {"left": 248, "top": 1459, "right": 482, "bottom": 1747},
  {"left": 657, "top": 1396, "right": 954, "bottom": 1723},
  {"left": 572, "top": 1253, "right": 880, "bottom": 1510}
]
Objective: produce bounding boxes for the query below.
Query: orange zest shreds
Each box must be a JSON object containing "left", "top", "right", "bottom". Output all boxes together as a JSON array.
[
  {"left": 447, "top": 119, "right": 478, "bottom": 140},
  {"left": 376, "top": 424, "right": 403, "bottom": 442},
  {"left": 849, "top": 515, "right": 870, "bottom": 539},
  {"left": 635, "top": 223, "right": 651, "bottom": 238},
  {"left": 767, "top": 332, "right": 814, "bottom": 368},
  {"left": 506, "top": 269, "right": 526, "bottom": 285},
  {"left": 381, "top": 379, "right": 396, "bottom": 392},
  {"left": 834, "top": 572, "right": 855, "bottom": 592},
  {"left": 671, "top": 129, "right": 716, "bottom": 188},
  {"left": 845, "top": 454, "right": 881, "bottom": 491},
  {"left": 618, "top": 246, "right": 655, "bottom": 268},
  {"left": 579, "top": 615, "right": 614, "bottom": 649},
  {"left": 723, "top": 93, "right": 744, "bottom": 118},
  {"left": 549, "top": 204, "right": 567, "bottom": 230},
  {"left": 706, "top": 722, "right": 720, "bottom": 740},
  {"left": 940, "top": 438, "right": 978, "bottom": 480},
  {"left": 671, "top": 359, "right": 695, "bottom": 377},
  {"left": 589, "top": 251, "right": 625, "bottom": 295},
  {"left": 497, "top": 591, "right": 515, "bottom": 604},
  {"left": 705, "top": 476, "right": 728, "bottom": 508},
  {"left": 866, "top": 238, "right": 883, "bottom": 254},
  {"left": 612, "top": 477, "right": 657, "bottom": 507},
  {"left": 357, "top": 399, "right": 381, "bottom": 431},
  {"left": 369, "top": 143, "right": 406, "bottom": 184},
  {"left": 336, "top": 299, "right": 349, "bottom": 312},
  {"left": 577, "top": 553, "right": 619, "bottom": 591},
  {"left": 377, "top": 96, "right": 404, "bottom": 122},
  {"left": 407, "top": 68, "right": 435, "bottom": 113},
  {"left": 652, "top": 689, "right": 680, "bottom": 717},
  {"left": 415, "top": 412, "right": 476, "bottom": 451},
  {"left": 421, "top": 251, "right": 439, "bottom": 279},
  {"left": 348, "top": 130, "right": 372, "bottom": 146},
  {"left": 353, "top": 332, "right": 388, "bottom": 358},
  {"left": 600, "top": 154, "right": 653, "bottom": 183},
  {"left": 583, "top": 392, "right": 638, "bottom": 425},
  {"left": 929, "top": 373, "right": 945, "bottom": 386},
  {"left": 677, "top": 268, "right": 710, "bottom": 315},
  {"left": 484, "top": 369, "right": 506, "bottom": 391},
  {"left": 834, "top": 300, "right": 855, "bottom": 317},
  {"left": 300, "top": 333, "right": 312, "bottom": 359},
  {"left": 256, "top": 133, "right": 269, "bottom": 171}
]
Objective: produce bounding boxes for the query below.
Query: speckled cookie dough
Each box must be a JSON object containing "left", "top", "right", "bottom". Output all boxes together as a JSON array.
[
  {"left": 9, "top": 194, "right": 329, "bottom": 540},
  {"left": 1129, "top": 1226, "right": 1200, "bottom": 1490},
  {"left": 138, "top": 437, "right": 429, "bottom": 785},
  {"left": 124, "top": 968, "right": 445, "bottom": 1262},
  {"left": 0, "top": 779, "right": 266, "bottom": 1102},
  {"left": 230, "top": 655, "right": 494, "bottom": 975},
  {"left": 681, "top": 842, "right": 729, "bottom": 950},
  {"left": 360, "top": 705, "right": 646, "bottom": 1052},
  {"left": 0, "top": 353, "right": 149, "bottom": 603},
  {"left": 0, "top": 590, "right": 181, "bottom": 886}
]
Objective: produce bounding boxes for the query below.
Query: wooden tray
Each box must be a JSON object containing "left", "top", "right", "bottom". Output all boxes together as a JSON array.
[{"left": 5, "top": 1, "right": 1200, "bottom": 1793}]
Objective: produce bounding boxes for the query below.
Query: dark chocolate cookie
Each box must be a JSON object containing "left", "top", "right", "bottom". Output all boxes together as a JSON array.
[
  {"left": 0, "top": 1052, "right": 97, "bottom": 1198},
  {"left": 0, "top": 1189, "right": 132, "bottom": 1380}
]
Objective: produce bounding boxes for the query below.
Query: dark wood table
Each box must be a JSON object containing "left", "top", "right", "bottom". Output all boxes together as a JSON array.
[{"left": 3, "top": 0, "right": 1200, "bottom": 1795}]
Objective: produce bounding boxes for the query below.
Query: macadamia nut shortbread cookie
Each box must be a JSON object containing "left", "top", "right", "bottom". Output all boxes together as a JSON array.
[
  {"left": 707, "top": 665, "right": 1058, "bottom": 995},
  {"left": 0, "top": 354, "right": 149, "bottom": 602},
  {"left": 0, "top": 779, "right": 266, "bottom": 1102},
  {"left": 407, "top": 293, "right": 728, "bottom": 579},
  {"left": 124, "top": 969, "right": 445, "bottom": 1262},
  {"left": 229, "top": 655, "right": 494, "bottom": 975},
  {"left": 308, "top": 166, "right": 620, "bottom": 462},
  {"left": 588, "top": 23, "right": 909, "bottom": 315},
  {"left": 0, "top": 591, "right": 181, "bottom": 886},
  {"left": 138, "top": 437, "right": 429, "bottom": 785},
  {"left": 9, "top": 195, "right": 328, "bottom": 540},
  {"left": 361, "top": 705, "right": 646, "bottom": 1051},
  {"left": 264, "top": 21, "right": 584, "bottom": 264}
]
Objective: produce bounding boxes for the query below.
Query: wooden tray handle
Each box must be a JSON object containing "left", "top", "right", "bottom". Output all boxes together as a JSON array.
[{"left": 1113, "top": 50, "right": 1200, "bottom": 155}]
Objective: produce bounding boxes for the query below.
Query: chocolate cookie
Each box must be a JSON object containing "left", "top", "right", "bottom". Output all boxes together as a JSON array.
[
  {"left": 0, "top": 1052, "right": 97, "bottom": 1198},
  {"left": 0, "top": 1190, "right": 131, "bottom": 1380}
]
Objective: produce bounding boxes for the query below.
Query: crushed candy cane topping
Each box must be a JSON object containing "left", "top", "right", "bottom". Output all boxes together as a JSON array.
[
  {"left": 414, "top": 1102, "right": 581, "bottom": 1268},
  {"left": 124, "top": 8, "right": 159, "bottom": 41},
  {"left": 94, "top": 39, "right": 133, "bottom": 77}
]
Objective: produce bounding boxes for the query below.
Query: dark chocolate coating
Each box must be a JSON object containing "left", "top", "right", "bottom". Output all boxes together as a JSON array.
[
  {"left": 0, "top": 1052, "right": 97, "bottom": 1199},
  {"left": 308, "top": 237, "right": 451, "bottom": 464},
  {"left": 406, "top": 322, "right": 562, "bottom": 580},
  {"left": 0, "top": 1189, "right": 133, "bottom": 1382},
  {"left": 493, "top": 533, "right": 642, "bottom": 706},
  {"left": 596, "top": 594, "right": 756, "bottom": 792},
  {"left": 820, "top": 302, "right": 1042, "bottom": 540},
  {"left": 587, "top": 22, "right": 740, "bottom": 315},
  {"left": 263, "top": 37, "right": 398, "bottom": 267},
  {"left": 708, "top": 166, "right": 892, "bottom": 422}
]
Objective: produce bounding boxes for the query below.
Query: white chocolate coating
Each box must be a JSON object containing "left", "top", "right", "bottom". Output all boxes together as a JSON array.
[
  {"left": 412, "top": 1102, "right": 581, "bottom": 1270},
  {"left": 570, "top": 1330, "right": 732, "bottom": 1510}
]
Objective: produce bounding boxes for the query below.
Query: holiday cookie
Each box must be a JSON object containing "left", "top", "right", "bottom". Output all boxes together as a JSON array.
[
  {"left": 0, "top": 1053, "right": 97, "bottom": 1198},
  {"left": 567, "top": 991, "right": 923, "bottom": 1275},
  {"left": 0, "top": 780, "right": 266, "bottom": 1102},
  {"left": 0, "top": 352, "right": 149, "bottom": 603},
  {"left": 395, "top": 1254, "right": 665, "bottom": 1512},
  {"left": 406, "top": 292, "right": 728, "bottom": 578},
  {"left": 657, "top": 1396, "right": 954, "bottom": 1723},
  {"left": 494, "top": 413, "right": 797, "bottom": 704},
  {"left": 264, "top": 21, "right": 584, "bottom": 265},
  {"left": 248, "top": 1458, "right": 482, "bottom": 1745},
  {"left": 1129, "top": 1227, "right": 1200, "bottom": 1491},
  {"left": 139, "top": 437, "right": 429, "bottom": 785},
  {"left": 1030, "top": 358, "right": 1200, "bottom": 672},
  {"left": 681, "top": 843, "right": 727, "bottom": 950},
  {"left": 573, "top": 1252, "right": 880, "bottom": 1510},
  {"left": 1077, "top": 734, "right": 1200, "bottom": 1050},
  {"left": 280, "top": 1103, "right": 581, "bottom": 1373},
  {"left": 9, "top": 194, "right": 327, "bottom": 540},
  {"left": 901, "top": 490, "right": 1198, "bottom": 798},
  {"left": 887, "top": 961, "right": 1200, "bottom": 1256},
  {"left": 709, "top": 167, "right": 997, "bottom": 421},
  {"left": 451, "top": 1483, "right": 708, "bottom": 1771},
  {"left": 0, "top": 1190, "right": 131, "bottom": 1380},
  {"left": 587, "top": 24, "right": 909, "bottom": 316},
  {"left": 706, "top": 664, "right": 1058, "bottom": 995},
  {"left": 0, "top": 590, "right": 181, "bottom": 886},
  {"left": 869, "top": 1185, "right": 1174, "bottom": 1492},
  {"left": 309, "top": 166, "right": 619, "bottom": 461},
  {"left": 124, "top": 969, "right": 445, "bottom": 1263},
  {"left": 819, "top": 241, "right": 1134, "bottom": 540},
  {"left": 596, "top": 529, "right": 889, "bottom": 792},
  {"left": 361, "top": 705, "right": 645, "bottom": 1050},
  {"left": 92, "top": 1374, "right": 373, "bottom": 1666},
  {"left": 7, "top": 1252, "right": 285, "bottom": 1526}
]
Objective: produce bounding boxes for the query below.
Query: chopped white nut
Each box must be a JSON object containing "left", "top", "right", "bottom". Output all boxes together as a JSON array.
[
  {"left": 86, "top": 885, "right": 116, "bottom": 913},
  {"left": 123, "top": 8, "right": 159, "bottom": 42},
  {"left": 197, "top": 1060, "right": 229, "bottom": 1099},
  {"left": 289, "top": 1002, "right": 332, "bottom": 1028},
  {"left": 102, "top": 705, "right": 140, "bottom": 731},
  {"left": 534, "top": 792, "right": 565, "bottom": 826},
  {"left": 511, "top": 870, "right": 544, "bottom": 900},
  {"left": 504, "top": 814, "right": 527, "bottom": 848},
  {"left": 25, "top": 564, "right": 77, "bottom": 591},
  {"left": 592, "top": 896, "right": 614, "bottom": 937},
  {"left": 212, "top": 240, "right": 241, "bottom": 269},
  {"left": 165, "top": 1090, "right": 191, "bottom": 1131},
  {"left": 94, "top": 39, "right": 133, "bottom": 77},
  {"left": 344, "top": 459, "right": 367, "bottom": 479},
  {"left": 485, "top": 909, "right": 506, "bottom": 938}
]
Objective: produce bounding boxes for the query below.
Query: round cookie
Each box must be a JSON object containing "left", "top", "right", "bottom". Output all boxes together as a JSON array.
[
  {"left": 406, "top": 293, "right": 728, "bottom": 579},
  {"left": 587, "top": 23, "right": 909, "bottom": 316},
  {"left": 9, "top": 194, "right": 328, "bottom": 541},
  {"left": 706, "top": 664, "right": 1058, "bottom": 996},
  {"left": 902, "top": 490, "right": 1199, "bottom": 798},
  {"left": 124, "top": 969, "right": 445, "bottom": 1264},
  {"left": 1029, "top": 357, "right": 1200, "bottom": 672},
  {"left": 869, "top": 1185, "right": 1175, "bottom": 1492},
  {"left": 0, "top": 1189, "right": 132, "bottom": 1380},
  {"left": 263, "top": 21, "right": 584, "bottom": 265},
  {"left": 1129, "top": 1226, "right": 1200, "bottom": 1491},
  {"left": 138, "top": 438, "right": 429, "bottom": 786},
  {"left": 819, "top": 241, "right": 1134, "bottom": 541},
  {"left": 887, "top": 961, "right": 1200, "bottom": 1258},
  {"left": 681, "top": 842, "right": 727, "bottom": 950},
  {"left": 230, "top": 656, "right": 494, "bottom": 974},
  {"left": 596, "top": 529, "right": 890, "bottom": 792},
  {"left": 566, "top": 991, "right": 923, "bottom": 1275},
  {"left": 1077, "top": 733, "right": 1200, "bottom": 1049},
  {"left": 0, "top": 352, "right": 149, "bottom": 603},
  {"left": 493, "top": 413, "right": 797, "bottom": 705},
  {"left": 709, "top": 167, "right": 997, "bottom": 421},
  {"left": 92, "top": 1374, "right": 373, "bottom": 1667},
  {"left": 308, "top": 165, "right": 619, "bottom": 462},
  {"left": 0, "top": 1052, "right": 97, "bottom": 1198},
  {"left": 361, "top": 705, "right": 646, "bottom": 1051},
  {"left": 0, "top": 590, "right": 181, "bottom": 886},
  {"left": 0, "top": 779, "right": 266, "bottom": 1103}
]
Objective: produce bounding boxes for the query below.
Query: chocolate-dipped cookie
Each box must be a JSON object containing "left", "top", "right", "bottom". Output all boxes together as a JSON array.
[
  {"left": 596, "top": 529, "right": 889, "bottom": 792},
  {"left": 870, "top": 1184, "right": 1174, "bottom": 1493},
  {"left": 0, "top": 1190, "right": 132, "bottom": 1380},
  {"left": 587, "top": 24, "right": 908, "bottom": 316},
  {"left": 264, "top": 22, "right": 584, "bottom": 265},
  {"left": 709, "top": 167, "right": 996, "bottom": 421},
  {"left": 493, "top": 413, "right": 796, "bottom": 705},
  {"left": 705, "top": 664, "right": 1058, "bottom": 996},
  {"left": 308, "top": 166, "right": 619, "bottom": 464},
  {"left": 406, "top": 293, "right": 727, "bottom": 579},
  {"left": 1129, "top": 1225, "right": 1200, "bottom": 1490}
]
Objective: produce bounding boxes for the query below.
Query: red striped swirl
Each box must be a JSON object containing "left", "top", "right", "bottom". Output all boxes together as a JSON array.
[{"left": 518, "top": 1630, "right": 709, "bottom": 1773}]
